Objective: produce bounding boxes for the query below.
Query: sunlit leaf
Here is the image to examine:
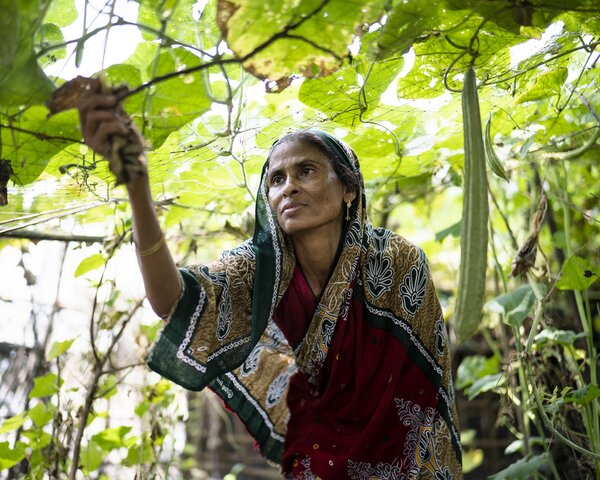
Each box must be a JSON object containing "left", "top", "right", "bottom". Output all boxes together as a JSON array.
[
  {"left": 0, "top": 412, "right": 27, "bottom": 434},
  {"left": 122, "top": 441, "right": 155, "bottom": 466},
  {"left": 29, "top": 373, "right": 63, "bottom": 399},
  {"left": 74, "top": 253, "right": 106, "bottom": 278},
  {"left": 46, "top": 336, "right": 77, "bottom": 360},
  {"left": 216, "top": 0, "right": 385, "bottom": 85},
  {"left": 435, "top": 221, "right": 461, "bottom": 242},
  {"left": 515, "top": 67, "right": 568, "bottom": 104},
  {"left": 0, "top": 441, "right": 27, "bottom": 470},
  {"left": 43, "top": 0, "right": 77, "bottom": 27},
  {"left": 80, "top": 440, "right": 104, "bottom": 472},
  {"left": 92, "top": 426, "right": 132, "bottom": 451},
  {"left": 28, "top": 402, "right": 54, "bottom": 427},
  {"left": 21, "top": 430, "right": 52, "bottom": 449}
]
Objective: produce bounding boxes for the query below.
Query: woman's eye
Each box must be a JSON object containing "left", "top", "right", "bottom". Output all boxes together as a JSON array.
[
  {"left": 271, "top": 175, "right": 282, "bottom": 185},
  {"left": 302, "top": 167, "right": 314, "bottom": 175}
]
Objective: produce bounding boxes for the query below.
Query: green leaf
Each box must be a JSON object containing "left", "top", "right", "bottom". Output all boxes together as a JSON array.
[
  {"left": 47, "top": 337, "right": 77, "bottom": 361},
  {"left": 465, "top": 372, "right": 505, "bottom": 400},
  {"left": 29, "top": 373, "right": 63, "bottom": 399},
  {"left": 74, "top": 253, "right": 106, "bottom": 278},
  {"left": 435, "top": 221, "right": 461, "bottom": 242},
  {"left": 489, "top": 453, "right": 549, "bottom": 480},
  {"left": 0, "top": 412, "right": 27, "bottom": 433},
  {"left": 0, "top": 441, "right": 27, "bottom": 470},
  {"left": 377, "top": 0, "right": 438, "bottom": 59},
  {"left": 43, "top": 0, "right": 77, "bottom": 27},
  {"left": 21, "top": 430, "right": 52, "bottom": 449},
  {"left": 139, "top": 48, "right": 212, "bottom": 148},
  {"left": 515, "top": 67, "right": 568, "bottom": 104},
  {"left": 80, "top": 440, "right": 104, "bottom": 472},
  {"left": 0, "top": 0, "right": 19, "bottom": 64},
  {"left": 534, "top": 327, "right": 585, "bottom": 347},
  {"left": 397, "top": 53, "right": 446, "bottom": 100},
  {"left": 456, "top": 355, "right": 500, "bottom": 390},
  {"left": 556, "top": 255, "right": 599, "bottom": 291},
  {"left": 134, "top": 401, "right": 150, "bottom": 418},
  {"left": 563, "top": 384, "right": 600, "bottom": 406},
  {"left": 486, "top": 284, "right": 537, "bottom": 327},
  {"left": 98, "top": 374, "right": 118, "bottom": 399},
  {"left": 122, "top": 441, "right": 155, "bottom": 466},
  {"left": 29, "top": 373, "right": 63, "bottom": 398},
  {"left": 0, "top": 0, "right": 55, "bottom": 107},
  {"left": 92, "top": 426, "right": 132, "bottom": 451},
  {"left": 140, "top": 320, "right": 163, "bottom": 344},
  {"left": 217, "top": 0, "right": 384, "bottom": 84},
  {"left": 2, "top": 106, "right": 80, "bottom": 185},
  {"left": 28, "top": 402, "right": 54, "bottom": 427},
  {"left": 36, "top": 23, "right": 66, "bottom": 68}
]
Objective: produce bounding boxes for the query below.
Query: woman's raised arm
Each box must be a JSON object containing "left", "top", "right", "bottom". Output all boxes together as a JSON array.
[{"left": 78, "top": 92, "right": 182, "bottom": 318}]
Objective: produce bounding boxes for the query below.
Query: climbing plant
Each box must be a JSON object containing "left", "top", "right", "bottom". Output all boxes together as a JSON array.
[{"left": 1, "top": 0, "right": 599, "bottom": 477}]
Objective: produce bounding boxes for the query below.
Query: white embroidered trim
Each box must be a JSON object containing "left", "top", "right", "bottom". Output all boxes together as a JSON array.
[
  {"left": 207, "top": 336, "right": 253, "bottom": 362},
  {"left": 439, "top": 385, "right": 461, "bottom": 450},
  {"left": 176, "top": 283, "right": 207, "bottom": 373},
  {"left": 225, "top": 372, "right": 286, "bottom": 443}
]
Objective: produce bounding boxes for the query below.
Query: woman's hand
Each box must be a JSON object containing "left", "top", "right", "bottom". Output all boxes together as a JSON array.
[
  {"left": 48, "top": 76, "right": 147, "bottom": 186},
  {"left": 78, "top": 92, "right": 130, "bottom": 158}
]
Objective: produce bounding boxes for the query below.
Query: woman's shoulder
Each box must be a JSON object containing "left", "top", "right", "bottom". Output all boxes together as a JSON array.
[{"left": 219, "top": 239, "right": 255, "bottom": 261}]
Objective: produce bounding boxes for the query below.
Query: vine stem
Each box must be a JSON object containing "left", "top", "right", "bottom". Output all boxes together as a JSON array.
[{"left": 68, "top": 298, "right": 143, "bottom": 479}]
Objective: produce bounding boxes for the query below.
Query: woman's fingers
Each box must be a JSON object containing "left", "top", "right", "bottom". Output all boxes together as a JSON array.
[{"left": 78, "top": 95, "right": 129, "bottom": 155}]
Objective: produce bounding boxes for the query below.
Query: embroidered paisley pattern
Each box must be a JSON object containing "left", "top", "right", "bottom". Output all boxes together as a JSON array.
[
  {"left": 348, "top": 458, "right": 413, "bottom": 480},
  {"left": 266, "top": 370, "right": 291, "bottom": 409},
  {"left": 216, "top": 288, "right": 232, "bottom": 340},
  {"left": 399, "top": 252, "right": 427, "bottom": 317},
  {"left": 240, "top": 344, "right": 264, "bottom": 377},
  {"left": 395, "top": 398, "right": 453, "bottom": 479},
  {"left": 435, "top": 315, "right": 447, "bottom": 357},
  {"left": 366, "top": 251, "right": 394, "bottom": 298}
]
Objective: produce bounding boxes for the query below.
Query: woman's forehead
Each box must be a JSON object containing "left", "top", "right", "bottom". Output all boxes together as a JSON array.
[{"left": 268, "top": 140, "right": 330, "bottom": 168}]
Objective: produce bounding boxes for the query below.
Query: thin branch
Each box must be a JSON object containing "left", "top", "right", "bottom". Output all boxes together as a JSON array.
[
  {"left": 37, "top": 18, "right": 214, "bottom": 61},
  {"left": 0, "top": 202, "right": 111, "bottom": 235},
  {"left": 0, "top": 124, "right": 83, "bottom": 145},
  {"left": 0, "top": 229, "right": 105, "bottom": 243}
]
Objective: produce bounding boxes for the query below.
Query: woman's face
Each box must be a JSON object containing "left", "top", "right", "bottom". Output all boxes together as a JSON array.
[{"left": 267, "top": 140, "right": 356, "bottom": 237}]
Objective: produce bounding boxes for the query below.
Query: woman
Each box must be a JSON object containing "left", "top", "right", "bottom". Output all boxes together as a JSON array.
[{"left": 80, "top": 94, "right": 462, "bottom": 478}]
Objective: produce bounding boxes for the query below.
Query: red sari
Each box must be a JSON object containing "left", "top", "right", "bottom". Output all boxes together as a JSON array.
[{"left": 275, "top": 265, "right": 454, "bottom": 478}]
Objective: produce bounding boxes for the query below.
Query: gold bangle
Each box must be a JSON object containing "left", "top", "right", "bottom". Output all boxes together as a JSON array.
[{"left": 136, "top": 233, "right": 166, "bottom": 257}]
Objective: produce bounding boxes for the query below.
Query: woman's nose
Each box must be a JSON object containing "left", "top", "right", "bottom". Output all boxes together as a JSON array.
[{"left": 282, "top": 177, "right": 299, "bottom": 196}]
